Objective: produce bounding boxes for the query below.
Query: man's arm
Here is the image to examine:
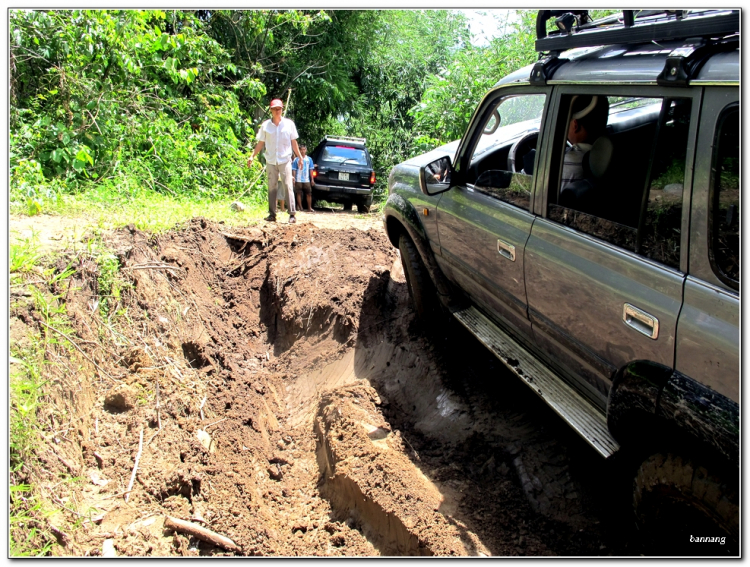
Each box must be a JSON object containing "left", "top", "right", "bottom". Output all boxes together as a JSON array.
[
  {"left": 247, "top": 141, "right": 265, "bottom": 167},
  {"left": 291, "top": 139, "right": 302, "bottom": 162}
]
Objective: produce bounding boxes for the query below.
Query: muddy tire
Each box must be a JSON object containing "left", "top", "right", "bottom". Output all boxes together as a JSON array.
[
  {"left": 633, "top": 452, "right": 738, "bottom": 555},
  {"left": 398, "top": 233, "right": 439, "bottom": 326},
  {"left": 342, "top": 201, "right": 353, "bottom": 211}
]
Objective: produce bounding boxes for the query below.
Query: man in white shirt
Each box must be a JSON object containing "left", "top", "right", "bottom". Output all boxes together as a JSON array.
[{"left": 247, "top": 98, "right": 303, "bottom": 223}]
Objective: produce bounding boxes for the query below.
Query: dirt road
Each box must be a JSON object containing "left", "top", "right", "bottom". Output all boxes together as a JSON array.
[{"left": 10, "top": 210, "right": 647, "bottom": 556}]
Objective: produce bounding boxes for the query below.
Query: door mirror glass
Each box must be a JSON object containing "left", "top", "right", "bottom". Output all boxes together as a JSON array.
[{"left": 420, "top": 156, "right": 452, "bottom": 196}]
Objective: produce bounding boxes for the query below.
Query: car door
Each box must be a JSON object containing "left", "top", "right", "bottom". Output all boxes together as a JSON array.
[
  {"left": 435, "top": 88, "right": 551, "bottom": 340},
  {"left": 524, "top": 86, "right": 702, "bottom": 408},
  {"left": 675, "top": 88, "right": 739, "bottom": 403}
]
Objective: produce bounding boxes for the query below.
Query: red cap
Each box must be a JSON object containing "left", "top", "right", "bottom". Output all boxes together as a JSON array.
[{"left": 270, "top": 99, "right": 283, "bottom": 109}]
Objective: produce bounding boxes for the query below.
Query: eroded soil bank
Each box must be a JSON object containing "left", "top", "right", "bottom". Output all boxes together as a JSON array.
[{"left": 10, "top": 216, "right": 644, "bottom": 556}]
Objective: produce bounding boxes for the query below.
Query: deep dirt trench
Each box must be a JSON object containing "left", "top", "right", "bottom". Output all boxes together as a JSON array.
[{"left": 11, "top": 216, "right": 648, "bottom": 556}]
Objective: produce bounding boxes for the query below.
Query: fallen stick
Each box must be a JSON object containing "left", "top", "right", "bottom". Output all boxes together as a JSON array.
[
  {"left": 204, "top": 417, "right": 227, "bottom": 429},
  {"left": 124, "top": 427, "right": 144, "bottom": 503},
  {"left": 123, "top": 263, "right": 183, "bottom": 273},
  {"left": 147, "top": 428, "right": 162, "bottom": 446},
  {"left": 156, "top": 382, "right": 162, "bottom": 430},
  {"left": 200, "top": 395, "right": 207, "bottom": 421},
  {"left": 164, "top": 516, "right": 241, "bottom": 553}
]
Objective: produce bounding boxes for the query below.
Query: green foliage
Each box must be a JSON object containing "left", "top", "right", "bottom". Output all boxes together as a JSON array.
[
  {"left": 10, "top": 159, "right": 61, "bottom": 215},
  {"left": 11, "top": 9, "right": 263, "bottom": 199},
  {"left": 96, "top": 251, "right": 122, "bottom": 317},
  {"left": 10, "top": 484, "right": 55, "bottom": 557},
  {"left": 11, "top": 8, "right": 542, "bottom": 205},
  {"left": 10, "top": 234, "right": 43, "bottom": 275},
  {"left": 412, "top": 10, "right": 538, "bottom": 147},
  {"left": 330, "top": 10, "right": 468, "bottom": 196}
]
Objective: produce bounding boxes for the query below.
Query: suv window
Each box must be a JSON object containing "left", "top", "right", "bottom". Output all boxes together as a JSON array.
[
  {"left": 320, "top": 146, "right": 369, "bottom": 165},
  {"left": 548, "top": 95, "right": 692, "bottom": 270},
  {"left": 709, "top": 104, "right": 740, "bottom": 287},
  {"left": 468, "top": 93, "right": 546, "bottom": 212}
]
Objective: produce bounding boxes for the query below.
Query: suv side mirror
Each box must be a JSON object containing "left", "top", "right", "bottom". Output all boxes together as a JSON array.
[{"left": 419, "top": 156, "right": 453, "bottom": 196}]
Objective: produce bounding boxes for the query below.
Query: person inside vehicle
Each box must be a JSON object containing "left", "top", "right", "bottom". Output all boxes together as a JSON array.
[{"left": 560, "top": 95, "right": 609, "bottom": 192}]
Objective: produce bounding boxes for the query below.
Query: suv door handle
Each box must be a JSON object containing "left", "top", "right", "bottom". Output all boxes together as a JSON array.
[
  {"left": 623, "top": 303, "right": 659, "bottom": 339},
  {"left": 497, "top": 239, "right": 516, "bottom": 261}
]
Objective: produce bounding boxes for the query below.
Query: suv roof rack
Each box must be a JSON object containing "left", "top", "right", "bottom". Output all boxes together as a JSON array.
[
  {"left": 530, "top": 9, "right": 739, "bottom": 87},
  {"left": 535, "top": 9, "right": 739, "bottom": 53},
  {"left": 322, "top": 135, "right": 366, "bottom": 146}
]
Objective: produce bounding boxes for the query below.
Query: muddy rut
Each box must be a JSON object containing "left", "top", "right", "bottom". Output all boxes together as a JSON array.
[{"left": 11, "top": 216, "right": 645, "bottom": 556}]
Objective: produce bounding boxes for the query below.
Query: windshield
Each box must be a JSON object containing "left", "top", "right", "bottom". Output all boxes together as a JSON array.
[
  {"left": 320, "top": 146, "right": 369, "bottom": 165},
  {"left": 473, "top": 94, "right": 545, "bottom": 159}
]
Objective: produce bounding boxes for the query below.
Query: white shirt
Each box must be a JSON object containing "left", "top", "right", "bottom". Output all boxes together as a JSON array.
[
  {"left": 561, "top": 142, "right": 592, "bottom": 191},
  {"left": 257, "top": 117, "right": 299, "bottom": 165}
]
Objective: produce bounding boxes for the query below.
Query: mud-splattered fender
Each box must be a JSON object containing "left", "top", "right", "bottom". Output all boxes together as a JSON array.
[
  {"left": 384, "top": 192, "right": 459, "bottom": 307},
  {"left": 607, "top": 360, "right": 738, "bottom": 466},
  {"left": 658, "top": 371, "right": 739, "bottom": 466}
]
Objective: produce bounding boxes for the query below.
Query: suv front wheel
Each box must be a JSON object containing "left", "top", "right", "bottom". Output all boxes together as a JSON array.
[{"left": 399, "top": 233, "right": 439, "bottom": 326}]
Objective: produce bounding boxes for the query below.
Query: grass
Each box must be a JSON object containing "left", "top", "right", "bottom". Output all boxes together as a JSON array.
[
  {"left": 10, "top": 322, "right": 58, "bottom": 556},
  {"left": 9, "top": 234, "right": 115, "bottom": 556},
  {"left": 10, "top": 233, "right": 43, "bottom": 276},
  {"left": 11, "top": 184, "right": 387, "bottom": 237},
  {"left": 9, "top": 485, "right": 55, "bottom": 557},
  {"left": 11, "top": 185, "right": 270, "bottom": 234}
]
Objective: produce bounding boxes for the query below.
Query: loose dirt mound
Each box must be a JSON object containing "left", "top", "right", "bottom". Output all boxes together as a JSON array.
[{"left": 11, "top": 215, "right": 641, "bottom": 556}]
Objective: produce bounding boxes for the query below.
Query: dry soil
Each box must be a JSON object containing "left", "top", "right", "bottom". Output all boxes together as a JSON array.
[{"left": 9, "top": 209, "right": 647, "bottom": 557}]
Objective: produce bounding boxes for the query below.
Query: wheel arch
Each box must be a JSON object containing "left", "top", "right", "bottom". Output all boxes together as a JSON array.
[
  {"left": 383, "top": 194, "right": 461, "bottom": 308},
  {"left": 607, "top": 360, "right": 739, "bottom": 468}
]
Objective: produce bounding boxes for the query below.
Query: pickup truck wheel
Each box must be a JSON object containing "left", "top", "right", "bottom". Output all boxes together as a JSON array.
[
  {"left": 633, "top": 452, "right": 738, "bottom": 554},
  {"left": 398, "top": 233, "right": 438, "bottom": 325},
  {"left": 342, "top": 201, "right": 353, "bottom": 211}
]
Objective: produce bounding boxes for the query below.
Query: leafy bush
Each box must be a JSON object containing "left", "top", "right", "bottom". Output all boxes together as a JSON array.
[{"left": 10, "top": 10, "right": 265, "bottom": 201}]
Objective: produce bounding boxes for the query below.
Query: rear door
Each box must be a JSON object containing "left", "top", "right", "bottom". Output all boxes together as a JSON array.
[
  {"left": 524, "top": 85, "right": 701, "bottom": 407},
  {"left": 436, "top": 88, "right": 551, "bottom": 340},
  {"left": 675, "top": 88, "right": 739, "bottom": 403}
]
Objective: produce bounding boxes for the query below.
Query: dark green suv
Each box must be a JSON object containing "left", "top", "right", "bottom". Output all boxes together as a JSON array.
[
  {"left": 311, "top": 136, "right": 376, "bottom": 212},
  {"left": 383, "top": 9, "right": 739, "bottom": 552}
]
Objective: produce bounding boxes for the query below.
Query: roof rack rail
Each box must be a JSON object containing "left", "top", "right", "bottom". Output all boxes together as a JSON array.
[
  {"left": 535, "top": 10, "right": 739, "bottom": 53},
  {"left": 322, "top": 135, "right": 366, "bottom": 146}
]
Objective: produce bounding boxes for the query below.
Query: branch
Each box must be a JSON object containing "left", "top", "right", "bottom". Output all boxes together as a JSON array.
[
  {"left": 165, "top": 516, "right": 241, "bottom": 553},
  {"left": 124, "top": 427, "right": 144, "bottom": 503}
]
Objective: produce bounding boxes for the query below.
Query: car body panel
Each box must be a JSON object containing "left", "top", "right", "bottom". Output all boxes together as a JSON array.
[
  {"left": 388, "top": 164, "right": 442, "bottom": 253},
  {"left": 382, "top": 15, "right": 739, "bottom": 464},
  {"left": 675, "top": 278, "right": 739, "bottom": 402},
  {"left": 687, "top": 87, "right": 739, "bottom": 288},
  {"left": 525, "top": 220, "right": 686, "bottom": 403},
  {"left": 436, "top": 187, "right": 535, "bottom": 337}
]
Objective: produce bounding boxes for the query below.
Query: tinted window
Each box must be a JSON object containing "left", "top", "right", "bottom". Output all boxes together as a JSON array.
[
  {"left": 548, "top": 95, "right": 691, "bottom": 270},
  {"left": 710, "top": 105, "right": 739, "bottom": 286},
  {"left": 468, "top": 93, "right": 546, "bottom": 212},
  {"left": 320, "top": 146, "right": 368, "bottom": 165}
]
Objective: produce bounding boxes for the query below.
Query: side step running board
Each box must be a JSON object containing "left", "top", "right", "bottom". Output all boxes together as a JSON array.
[{"left": 453, "top": 306, "right": 620, "bottom": 459}]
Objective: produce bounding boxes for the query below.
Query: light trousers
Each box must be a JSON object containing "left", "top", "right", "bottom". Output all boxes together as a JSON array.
[{"left": 267, "top": 162, "right": 295, "bottom": 215}]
